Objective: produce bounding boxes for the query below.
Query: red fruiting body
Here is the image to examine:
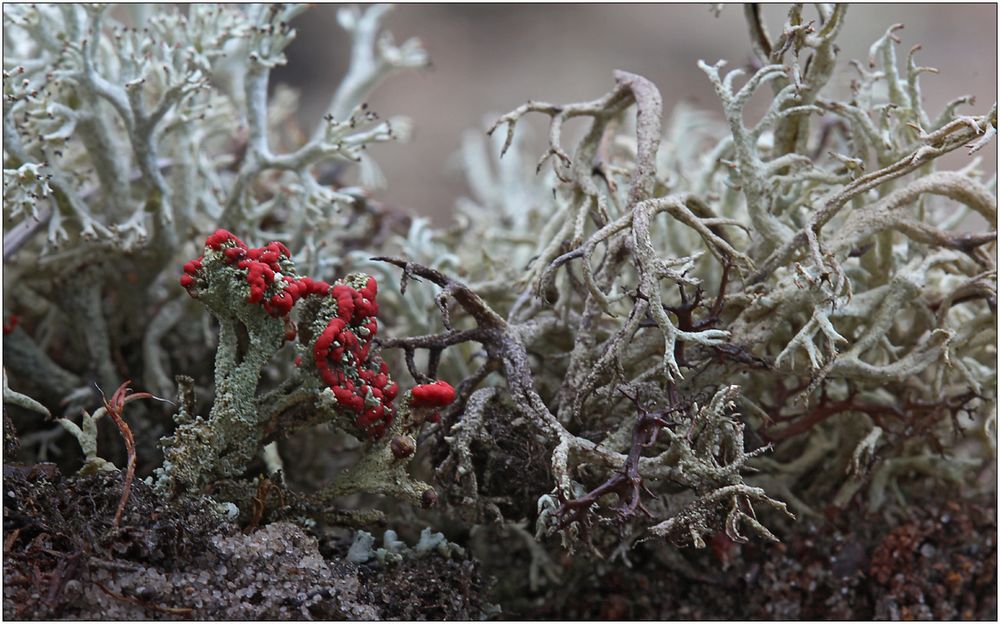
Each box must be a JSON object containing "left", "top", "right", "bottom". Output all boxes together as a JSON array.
[
  {"left": 182, "top": 230, "right": 328, "bottom": 322},
  {"left": 181, "top": 230, "right": 395, "bottom": 439},
  {"left": 710, "top": 532, "right": 738, "bottom": 568},
  {"left": 180, "top": 257, "right": 204, "bottom": 293},
  {"left": 205, "top": 229, "right": 238, "bottom": 249},
  {"left": 411, "top": 380, "right": 456, "bottom": 408},
  {"left": 312, "top": 276, "right": 393, "bottom": 439}
]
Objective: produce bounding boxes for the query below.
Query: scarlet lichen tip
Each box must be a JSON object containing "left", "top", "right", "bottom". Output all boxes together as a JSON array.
[
  {"left": 205, "top": 228, "right": 246, "bottom": 250},
  {"left": 182, "top": 230, "right": 391, "bottom": 437},
  {"left": 411, "top": 380, "right": 456, "bottom": 408},
  {"left": 182, "top": 229, "right": 328, "bottom": 320},
  {"left": 310, "top": 276, "right": 393, "bottom": 439}
]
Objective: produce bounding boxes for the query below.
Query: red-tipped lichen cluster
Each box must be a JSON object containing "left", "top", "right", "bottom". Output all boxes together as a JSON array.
[
  {"left": 412, "top": 380, "right": 456, "bottom": 408},
  {"left": 313, "top": 276, "right": 399, "bottom": 438},
  {"left": 181, "top": 229, "right": 329, "bottom": 318},
  {"left": 180, "top": 229, "right": 398, "bottom": 438}
]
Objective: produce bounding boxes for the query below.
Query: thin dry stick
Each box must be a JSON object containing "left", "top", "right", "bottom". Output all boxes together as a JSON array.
[{"left": 100, "top": 380, "right": 153, "bottom": 529}]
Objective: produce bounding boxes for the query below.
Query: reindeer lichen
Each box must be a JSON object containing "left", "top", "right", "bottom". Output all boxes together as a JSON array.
[{"left": 361, "top": 4, "right": 995, "bottom": 554}]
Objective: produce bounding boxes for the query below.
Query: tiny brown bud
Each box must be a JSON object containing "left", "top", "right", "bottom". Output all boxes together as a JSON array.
[
  {"left": 421, "top": 488, "right": 438, "bottom": 509},
  {"left": 390, "top": 434, "right": 415, "bottom": 459}
]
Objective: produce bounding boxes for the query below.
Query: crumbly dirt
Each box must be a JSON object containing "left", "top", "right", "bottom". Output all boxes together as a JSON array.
[
  {"left": 2, "top": 456, "right": 994, "bottom": 620},
  {"left": 2, "top": 464, "right": 488, "bottom": 620},
  {"left": 358, "top": 556, "right": 491, "bottom": 620}
]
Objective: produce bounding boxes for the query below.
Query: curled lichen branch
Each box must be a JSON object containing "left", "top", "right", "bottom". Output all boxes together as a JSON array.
[{"left": 374, "top": 258, "right": 787, "bottom": 547}]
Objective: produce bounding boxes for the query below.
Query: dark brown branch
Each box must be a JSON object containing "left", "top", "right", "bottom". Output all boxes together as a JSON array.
[
  {"left": 378, "top": 327, "right": 488, "bottom": 351},
  {"left": 371, "top": 257, "right": 508, "bottom": 330},
  {"left": 744, "top": 4, "right": 773, "bottom": 62},
  {"left": 761, "top": 389, "right": 980, "bottom": 443},
  {"left": 372, "top": 257, "right": 563, "bottom": 444},
  {"left": 555, "top": 386, "right": 683, "bottom": 533}
]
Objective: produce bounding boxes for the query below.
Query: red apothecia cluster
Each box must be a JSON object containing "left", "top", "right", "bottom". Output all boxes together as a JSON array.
[
  {"left": 181, "top": 229, "right": 394, "bottom": 436},
  {"left": 410, "top": 380, "right": 456, "bottom": 423},
  {"left": 180, "top": 229, "right": 328, "bottom": 319},
  {"left": 180, "top": 229, "right": 455, "bottom": 440},
  {"left": 313, "top": 277, "right": 400, "bottom": 438},
  {"left": 2, "top": 314, "right": 18, "bottom": 335}
]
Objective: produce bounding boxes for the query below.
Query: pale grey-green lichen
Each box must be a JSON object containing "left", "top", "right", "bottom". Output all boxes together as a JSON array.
[
  {"left": 3, "top": 2, "right": 426, "bottom": 405},
  {"left": 364, "top": 4, "right": 996, "bottom": 552},
  {"left": 2, "top": 369, "right": 49, "bottom": 418},
  {"left": 152, "top": 239, "right": 432, "bottom": 508},
  {"left": 347, "top": 527, "right": 466, "bottom": 565},
  {"left": 4, "top": 3, "right": 434, "bottom": 518},
  {"left": 3, "top": 3, "right": 995, "bottom": 562}
]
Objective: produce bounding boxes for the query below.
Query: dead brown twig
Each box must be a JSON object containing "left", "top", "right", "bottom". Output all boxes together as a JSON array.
[
  {"left": 244, "top": 475, "right": 287, "bottom": 533},
  {"left": 100, "top": 380, "right": 154, "bottom": 529}
]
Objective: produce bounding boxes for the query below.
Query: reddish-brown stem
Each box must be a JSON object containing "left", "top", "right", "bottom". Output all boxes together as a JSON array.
[
  {"left": 101, "top": 381, "right": 153, "bottom": 529},
  {"left": 555, "top": 386, "right": 681, "bottom": 531},
  {"left": 760, "top": 390, "right": 977, "bottom": 443}
]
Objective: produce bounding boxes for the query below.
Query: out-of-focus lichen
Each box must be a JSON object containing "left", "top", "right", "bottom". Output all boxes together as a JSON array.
[
  {"left": 3, "top": 3, "right": 426, "bottom": 409},
  {"left": 347, "top": 527, "right": 466, "bottom": 565},
  {"left": 2, "top": 369, "right": 49, "bottom": 419}
]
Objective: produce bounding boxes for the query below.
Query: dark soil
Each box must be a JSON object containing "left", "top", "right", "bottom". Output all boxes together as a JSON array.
[
  {"left": 359, "top": 556, "right": 490, "bottom": 620},
  {"left": 2, "top": 456, "right": 995, "bottom": 620},
  {"left": 517, "top": 498, "right": 997, "bottom": 620},
  {"left": 2, "top": 464, "right": 487, "bottom": 620}
]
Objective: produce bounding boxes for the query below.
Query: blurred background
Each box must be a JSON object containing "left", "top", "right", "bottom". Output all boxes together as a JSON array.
[{"left": 273, "top": 4, "right": 998, "bottom": 223}]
